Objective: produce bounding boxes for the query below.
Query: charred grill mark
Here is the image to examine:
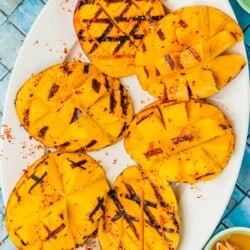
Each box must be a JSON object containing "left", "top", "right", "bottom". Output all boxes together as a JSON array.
[
  {"left": 88, "top": 8, "right": 104, "bottom": 29},
  {"left": 155, "top": 67, "right": 160, "bottom": 76},
  {"left": 187, "top": 84, "right": 192, "bottom": 98},
  {"left": 131, "top": 34, "right": 144, "bottom": 40},
  {"left": 118, "top": 122, "right": 128, "bottom": 138},
  {"left": 82, "top": 18, "right": 110, "bottom": 24},
  {"left": 83, "top": 64, "right": 89, "bottom": 73},
  {"left": 146, "top": 6, "right": 153, "bottom": 16},
  {"left": 61, "top": 64, "right": 73, "bottom": 75},
  {"left": 28, "top": 171, "right": 47, "bottom": 194},
  {"left": 82, "top": 15, "right": 131, "bottom": 54},
  {"left": 115, "top": 16, "right": 129, "bottom": 22},
  {"left": 111, "top": 209, "right": 123, "bottom": 221},
  {"left": 144, "top": 148, "right": 163, "bottom": 159},
  {"left": 98, "top": 35, "right": 129, "bottom": 42},
  {"left": 89, "top": 197, "right": 105, "bottom": 223},
  {"left": 16, "top": 191, "right": 21, "bottom": 202},
  {"left": 14, "top": 231, "right": 27, "bottom": 246},
  {"left": 179, "top": 19, "right": 188, "bottom": 28},
  {"left": 142, "top": 43, "right": 146, "bottom": 52},
  {"left": 97, "top": 21, "right": 114, "bottom": 43},
  {"left": 195, "top": 172, "right": 215, "bottom": 181},
  {"left": 44, "top": 223, "right": 66, "bottom": 240},
  {"left": 67, "top": 158, "right": 87, "bottom": 170},
  {"left": 23, "top": 109, "right": 30, "bottom": 127},
  {"left": 92, "top": 78, "right": 102, "bottom": 93},
  {"left": 48, "top": 83, "right": 60, "bottom": 99},
  {"left": 189, "top": 47, "right": 201, "bottom": 61},
  {"left": 89, "top": 43, "right": 98, "bottom": 54},
  {"left": 109, "top": 189, "right": 140, "bottom": 239},
  {"left": 81, "top": 7, "right": 164, "bottom": 54},
  {"left": 125, "top": 183, "right": 142, "bottom": 205},
  {"left": 115, "top": 16, "right": 146, "bottom": 22},
  {"left": 110, "top": 91, "right": 117, "bottom": 113},
  {"left": 171, "top": 134, "right": 194, "bottom": 145},
  {"left": 219, "top": 124, "right": 228, "bottom": 130},
  {"left": 150, "top": 182, "right": 169, "bottom": 208},
  {"left": 84, "top": 139, "right": 98, "bottom": 149},
  {"left": 144, "top": 66, "right": 149, "bottom": 78},
  {"left": 59, "top": 141, "right": 71, "bottom": 148},
  {"left": 125, "top": 183, "right": 157, "bottom": 208},
  {"left": 124, "top": 183, "right": 174, "bottom": 236},
  {"left": 20, "top": 239, "right": 27, "bottom": 246},
  {"left": 130, "top": 25, "right": 140, "bottom": 37},
  {"left": 104, "top": 77, "right": 110, "bottom": 90},
  {"left": 70, "top": 108, "right": 82, "bottom": 124},
  {"left": 38, "top": 126, "right": 49, "bottom": 138},
  {"left": 157, "top": 29, "right": 165, "bottom": 40},
  {"left": 165, "top": 54, "right": 175, "bottom": 70},
  {"left": 113, "top": 36, "right": 130, "bottom": 54},
  {"left": 119, "top": 84, "right": 128, "bottom": 115},
  {"left": 78, "top": 29, "right": 85, "bottom": 41},
  {"left": 136, "top": 111, "right": 154, "bottom": 125},
  {"left": 169, "top": 212, "right": 180, "bottom": 233},
  {"left": 120, "top": 1, "right": 132, "bottom": 17},
  {"left": 150, "top": 15, "right": 164, "bottom": 21}
]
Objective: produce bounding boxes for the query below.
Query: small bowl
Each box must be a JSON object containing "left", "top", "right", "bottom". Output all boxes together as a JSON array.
[
  {"left": 204, "top": 227, "right": 250, "bottom": 250},
  {"left": 237, "top": 0, "right": 250, "bottom": 13}
]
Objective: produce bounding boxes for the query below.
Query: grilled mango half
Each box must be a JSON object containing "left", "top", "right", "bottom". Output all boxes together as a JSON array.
[
  {"left": 73, "top": 0, "right": 166, "bottom": 78},
  {"left": 135, "top": 6, "right": 246, "bottom": 100},
  {"left": 5, "top": 151, "right": 110, "bottom": 249},
  {"left": 98, "top": 166, "right": 180, "bottom": 250},
  {"left": 124, "top": 100, "right": 235, "bottom": 183},
  {"left": 15, "top": 61, "right": 133, "bottom": 152}
]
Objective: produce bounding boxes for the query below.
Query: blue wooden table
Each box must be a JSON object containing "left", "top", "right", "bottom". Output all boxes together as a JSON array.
[{"left": 0, "top": 0, "right": 249, "bottom": 249}]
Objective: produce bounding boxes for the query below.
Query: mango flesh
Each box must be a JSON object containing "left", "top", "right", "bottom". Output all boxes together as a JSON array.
[
  {"left": 73, "top": 0, "right": 166, "bottom": 77},
  {"left": 124, "top": 100, "right": 235, "bottom": 183},
  {"left": 98, "top": 166, "right": 180, "bottom": 250},
  {"left": 5, "top": 152, "right": 110, "bottom": 249},
  {"left": 15, "top": 61, "right": 133, "bottom": 152},
  {"left": 135, "top": 6, "right": 246, "bottom": 100}
]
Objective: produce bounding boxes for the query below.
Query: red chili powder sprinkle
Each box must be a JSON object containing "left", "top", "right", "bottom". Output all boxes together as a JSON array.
[
  {"left": 33, "top": 40, "right": 39, "bottom": 46},
  {"left": 191, "top": 185, "right": 204, "bottom": 199},
  {"left": 63, "top": 47, "right": 68, "bottom": 54},
  {"left": 113, "top": 159, "right": 117, "bottom": 164},
  {"left": 0, "top": 124, "right": 15, "bottom": 144},
  {"left": 20, "top": 141, "right": 44, "bottom": 159}
]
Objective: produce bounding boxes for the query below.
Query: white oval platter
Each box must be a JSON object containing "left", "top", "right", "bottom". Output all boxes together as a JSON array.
[{"left": 0, "top": 0, "right": 249, "bottom": 249}]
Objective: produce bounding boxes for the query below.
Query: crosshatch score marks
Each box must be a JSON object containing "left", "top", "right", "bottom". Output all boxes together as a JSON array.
[
  {"left": 5, "top": 152, "right": 110, "bottom": 249},
  {"left": 77, "top": 0, "right": 165, "bottom": 55},
  {"left": 74, "top": 0, "right": 166, "bottom": 77},
  {"left": 99, "top": 166, "right": 180, "bottom": 249}
]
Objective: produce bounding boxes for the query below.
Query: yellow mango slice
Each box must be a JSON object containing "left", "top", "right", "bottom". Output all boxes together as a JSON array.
[
  {"left": 98, "top": 166, "right": 180, "bottom": 250},
  {"left": 135, "top": 6, "right": 246, "bottom": 100},
  {"left": 124, "top": 100, "right": 235, "bottom": 183},
  {"left": 15, "top": 61, "right": 133, "bottom": 152},
  {"left": 5, "top": 152, "right": 110, "bottom": 249},
  {"left": 73, "top": 0, "right": 165, "bottom": 77}
]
